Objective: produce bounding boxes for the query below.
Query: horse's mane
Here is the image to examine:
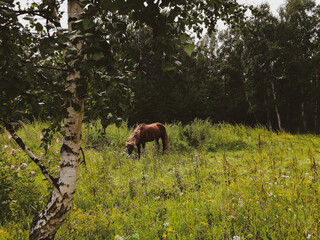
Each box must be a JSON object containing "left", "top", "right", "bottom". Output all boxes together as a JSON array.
[{"left": 126, "top": 123, "right": 145, "bottom": 146}]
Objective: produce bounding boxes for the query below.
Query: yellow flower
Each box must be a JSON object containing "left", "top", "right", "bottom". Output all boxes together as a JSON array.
[
  {"left": 163, "top": 233, "right": 167, "bottom": 239},
  {"left": 166, "top": 227, "right": 174, "bottom": 233},
  {"left": 200, "top": 221, "right": 207, "bottom": 226},
  {"left": 0, "top": 230, "right": 8, "bottom": 235}
]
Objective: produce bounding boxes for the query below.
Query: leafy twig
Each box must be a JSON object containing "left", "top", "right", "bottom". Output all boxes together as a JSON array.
[{"left": 0, "top": 119, "right": 60, "bottom": 193}]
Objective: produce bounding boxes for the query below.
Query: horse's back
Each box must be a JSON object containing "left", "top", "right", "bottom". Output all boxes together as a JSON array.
[{"left": 139, "top": 123, "right": 162, "bottom": 142}]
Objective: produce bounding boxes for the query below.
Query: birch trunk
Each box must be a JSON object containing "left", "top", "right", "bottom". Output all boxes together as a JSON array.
[
  {"left": 29, "top": 0, "right": 84, "bottom": 239},
  {"left": 300, "top": 86, "right": 307, "bottom": 132},
  {"left": 270, "top": 81, "right": 282, "bottom": 131}
]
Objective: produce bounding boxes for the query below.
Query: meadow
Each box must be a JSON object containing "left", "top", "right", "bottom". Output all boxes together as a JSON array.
[{"left": 0, "top": 119, "right": 319, "bottom": 239}]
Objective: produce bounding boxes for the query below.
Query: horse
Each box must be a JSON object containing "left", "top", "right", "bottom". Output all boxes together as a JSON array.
[{"left": 126, "top": 122, "right": 169, "bottom": 158}]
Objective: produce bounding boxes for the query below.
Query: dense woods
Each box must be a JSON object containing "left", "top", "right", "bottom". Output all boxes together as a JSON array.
[
  {"left": 126, "top": 0, "right": 320, "bottom": 133},
  {"left": 2, "top": 0, "right": 320, "bottom": 133}
]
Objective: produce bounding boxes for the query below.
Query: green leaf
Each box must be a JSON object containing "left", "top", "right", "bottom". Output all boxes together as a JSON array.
[
  {"left": 163, "top": 66, "right": 176, "bottom": 72},
  {"left": 83, "top": 18, "right": 95, "bottom": 30},
  {"left": 35, "top": 23, "right": 43, "bottom": 32},
  {"left": 183, "top": 43, "right": 195, "bottom": 56},
  {"left": 92, "top": 52, "right": 104, "bottom": 61},
  {"left": 132, "top": 233, "right": 139, "bottom": 239},
  {"left": 179, "top": 33, "right": 188, "bottom": 43}
]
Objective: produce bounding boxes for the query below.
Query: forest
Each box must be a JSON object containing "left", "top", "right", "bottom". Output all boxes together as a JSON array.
[
  {"left": 127, "top": 0, "right": 320, "bottom": 133},
  {"left": 1, "top": 0, "right": 320, "bottom": 133},
  {"left": 1, "top": 0, "right": 320, "bottom": 239}
]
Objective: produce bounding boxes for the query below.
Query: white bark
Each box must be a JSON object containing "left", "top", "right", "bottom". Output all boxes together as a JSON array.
[
  {"left": 29, "top": 0, "right": 84, "bottom": 239},
  {"left": 271, "top": 81, "right": 282, "bottom": 131}
]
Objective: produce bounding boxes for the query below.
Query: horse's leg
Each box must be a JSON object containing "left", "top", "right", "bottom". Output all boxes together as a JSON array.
[
  {"left": 161, "top": 135, "right": 166, "bottom": 153},
  {"left": 137, "top": 143, "right": 141, "bottom": 159},
  {"left": 142, "top": 142, "right": 146, "bottom": 152},
  {"left": 155, "top": 139, "right": 160, "bottom": 152}
]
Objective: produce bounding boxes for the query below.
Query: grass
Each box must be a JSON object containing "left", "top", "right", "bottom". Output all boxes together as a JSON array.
[{"left": 0, "top": 119, "right": 320, "bottom": 239}]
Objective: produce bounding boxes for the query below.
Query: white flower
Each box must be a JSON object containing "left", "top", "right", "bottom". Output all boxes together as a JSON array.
[
  {"left": 281, "top": 175, "right": 291, "bottom": 178},
  {"left": 233, "top": 236, "right": 241, "bottom": 240},
  {"left": 114, "top": 235, "right": 124, "bottom": 240}
]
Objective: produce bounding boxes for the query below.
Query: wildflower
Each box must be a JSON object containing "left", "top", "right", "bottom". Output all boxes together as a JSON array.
[
  {"left": 21, "top": 162, "right": 27, "bottom": 167},
  {"left": 163, "top": 222, "right": 169, "bottom": 227},
  {"left": 10, "top": 165, "right": 14, "bottom": 170},
  {"left": 0, "top": 229, "right": 8, "bottom": 234},
  {"left": 281, "top": 175, "right": 291, "bottom": 178},
  {"left": 40, "top": 134, "right": 43, "bottom": 139},
  {"left": 233, "top": 236, "right": 241, "bottom": 240},
  {"left": 162, "top": 234, "right": 167, "bottom": 239},
  {"left": 30, "top": 171, "right": 35, "bottom": 174},
  {"left": 40, "top": 152, "right": 44, "bottom": 159},
  {"left": 16, "top": 167, "right": 21, "bottom": 173},
  {"left": 114, "top": 235, "right": 124, "bottom": 240},
  {"left": 8, "top": 135, "right": 12, "bottom": 139},
  {"left": 4, "top": 145, "right": 8, "bottom": 148},
  {"left": 166, "top": 227, "right": 174, "bottom": 233},
  {"left": 200, "top": 221, "right": 207, "bottom": 226},
  {"left": 56, "top": 138, "right": 59, "bottom": 143},
  {"left": 307, "top": 233, "right": 312, "bottom": 239},
  {"left": 9, "top": 149, "right": 16, "bottom": 155}
]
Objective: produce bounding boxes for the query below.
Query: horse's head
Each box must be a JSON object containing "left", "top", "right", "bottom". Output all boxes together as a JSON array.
[{"left": 125, "top": 142, "right": 135, "bottom": 155}]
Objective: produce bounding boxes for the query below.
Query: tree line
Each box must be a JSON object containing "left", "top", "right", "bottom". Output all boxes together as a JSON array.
[{"left": 126, "top": 0, "right": 320, "bottom": 133}]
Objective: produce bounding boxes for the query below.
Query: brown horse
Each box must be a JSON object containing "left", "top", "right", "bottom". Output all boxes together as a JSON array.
[{"left": 126, "top": 123, "right": 169, "bottom": 158}]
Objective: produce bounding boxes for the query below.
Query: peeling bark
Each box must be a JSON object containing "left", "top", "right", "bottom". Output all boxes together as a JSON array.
[{"left": 29, "top": 0, "right": 85, "bottom": 239}]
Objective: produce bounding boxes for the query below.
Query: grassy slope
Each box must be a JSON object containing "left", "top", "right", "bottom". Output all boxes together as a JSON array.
[{"left": 0, "top": 120, "right": 320, "bottom": 239}]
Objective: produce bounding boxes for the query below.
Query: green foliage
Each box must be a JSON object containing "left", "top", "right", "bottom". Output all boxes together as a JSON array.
[
  {"left": 1, "top": 121, "right": 320, "bottom": 239},
  {"left": 0, "top": 122, "right": 55, "bottom": 229}
]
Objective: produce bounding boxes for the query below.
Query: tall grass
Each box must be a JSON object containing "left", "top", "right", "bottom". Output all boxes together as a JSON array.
[{"left": 0, "top": 119, "right": 319, "bottom": 239}]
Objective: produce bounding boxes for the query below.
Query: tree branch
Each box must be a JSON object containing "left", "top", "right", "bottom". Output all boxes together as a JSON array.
[
  {"left": 0, "top": 119, "right": 60, "bottom": 193},
  {"left": 34, "top": 65, "right": 67, "bottom": 71}
]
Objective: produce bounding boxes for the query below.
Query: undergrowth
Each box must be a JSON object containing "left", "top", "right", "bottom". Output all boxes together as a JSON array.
[{"left": 0, "top": 119, "right": 319, "bottom": 239}]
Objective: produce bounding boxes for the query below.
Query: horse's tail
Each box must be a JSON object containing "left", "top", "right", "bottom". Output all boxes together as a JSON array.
[{"left": 157, "top": 123, "right": 169, "bottom": 151}]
